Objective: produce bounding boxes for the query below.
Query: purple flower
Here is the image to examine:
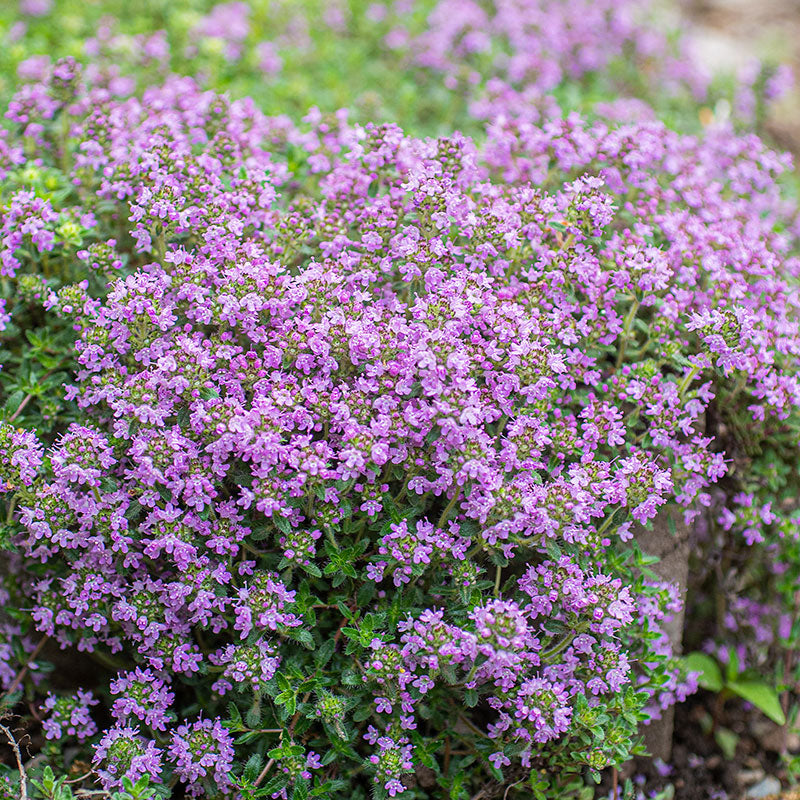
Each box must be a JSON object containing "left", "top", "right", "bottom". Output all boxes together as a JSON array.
[
  {"left": 109, "top": 668, "right": 174, "bottom": 731},
  {"left": 41, "top": 689, "right": 97, "bottom": 742},
  {"left": 168, "top": 717, "right": 234, "bottom": 795},
  {"left": 19, "top": 0, "right": 52, "bottom": 16},
  {"left": 366, "top": 730, "right": 414, "bottom": 796},
  {"left": 93, "top": 726, "right": 163, "bottom": 790},
  {"left": 375, "top": 696, "right": 393, "bottom": 714},
  {"left": 209, "top": 640, "right": 280, "bottom": 695}
]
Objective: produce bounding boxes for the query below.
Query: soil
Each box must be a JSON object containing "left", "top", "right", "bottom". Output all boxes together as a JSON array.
[{"left": 623, "top": 693, "right": 798, "bottom": 800}]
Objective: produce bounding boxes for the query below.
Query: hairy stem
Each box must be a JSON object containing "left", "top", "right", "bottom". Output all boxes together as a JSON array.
[{"left": 1, "top": 724, "right": 27, "bottom": 800}]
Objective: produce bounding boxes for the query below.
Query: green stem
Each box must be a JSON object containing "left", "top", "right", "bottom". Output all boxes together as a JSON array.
[
  {"left": 540, "top": 631, "right": 578, "bottom": 662},
  {"left": 8, "top": 368, "right": 56, "bottom": 424},
  {"left": 595, "top": 512, "right": 618, "bottom": 538},
  {"left": 6, "top": 497, "right": 17, "bottom": 525},
  {"left": 437, "top": 489, "right": 462, "bottom": 529},
  {"left": 59, "top": 111, "right": 71, "bottom": 174},
  {"left": 463, "top": 661, "right": 479, "bottom": 685},
  {"left": 495, "top": 414, "right": 509, "bottom": 438},
  {"left": 152, "top": 225, "right": 166, "bottom": 263},
  {"left": 616, "top": 299, "right": 640, "bottom": 369},
  {"left": 392, "top": 469, "right": 416, "bottom": 505},
  {"left": 677, "top": 364, "right": 701, "bottom": 398},
  {"left": 629, "top": 339, "right": 652, "bottom": 359},
  {"left": 325, "top": 527, "right": 339, "bottom": 550},
  {"left": 457, "top": 714, "right": 490, "bottom": 739},
  {"left": 86, "top": 648, "right": 127, "bottom": 672}
]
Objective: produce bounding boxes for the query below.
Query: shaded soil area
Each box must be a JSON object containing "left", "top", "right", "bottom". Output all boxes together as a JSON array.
[{"left": 626, "top": 694, "right": 799, "bottom": 800}]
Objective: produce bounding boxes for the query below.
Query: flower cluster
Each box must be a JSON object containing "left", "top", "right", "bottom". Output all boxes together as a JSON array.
[
  {"left": 92, "top": 726, "right": 163, "bottom": 789},
  {"left": 40, "top": 688, "right": 98, "bottom": 742},
  {"left": 168, "top": 718, "right": 235, "bottom": 796},
  {"left": 109, "top": 667, "right": 175, "bottom": 731},
  {"left": 210, "top": 640, "right": 281, "bottom": 695},
  {"left": 398, "top": 0, "right": 709, "bottom": 121},
  {"left": 8, "top": 0, "right": 790, "bottom": 150},
  {"left": 365, "top": 727, "right": 414, "bottom": 797}
]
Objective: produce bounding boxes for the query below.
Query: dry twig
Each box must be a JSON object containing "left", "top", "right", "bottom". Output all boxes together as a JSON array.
[{"left": 0, "top": 722, "right": 28, "bottom": 800}]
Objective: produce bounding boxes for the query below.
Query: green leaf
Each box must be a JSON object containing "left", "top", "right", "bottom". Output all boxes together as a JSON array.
[
  {"left": 262, "top": 775, "right": 290, "bottom": 795},
  {"left": 315, "top": 638, "right": 336, "bottom": 668},
  {"left": 335, "top": 600, "right": 353, "bottom": 620},
  {"left": 713, "top": 726, "right": 738, "bottom": 760},
  {"left": 227, "top": 702, "right": 243, "bottom": 725},
  {"left": 728, "top": 680, "right": 786, "bottom": 725},
  {"left": 297, "top": 629, "right": 315, "bottom": 649},
  {"left": 274, "top": 516, "right": 292, "bottom": 535},
  {"left": 42, "top": 766, "right": 56, "bottom": 793},
  {"left": 725, "top": 647, "right": 740, "bottom": 682},
  {"left": 341, "top": 627, "right": 360, "bottom": 641},
  {"left": 450, "top": 775, "right": 465, "bottom": 800},
  {"left": 341, "top": 669, "right": 360, "bottom": 686},
  {"left": 292, "top": 778, "right": 309, "bottom": 800},
  {"left": 276, "top": 689, "right": 294, "bottom": 705},
  {"left": 243, "top": 754, "right": 263, "bottom": 782},
  {"left": 4, "top": 390, "right": 25, "bottom": 414},
  {"left": 237, "top": 730, "right": 263, "bottom": 745},
  {"left": 544, "top": 538, "right": 561, "bottom": 560},
  {"left": 356, "top": 581, "right": 375, "bottom": 607},
  {"left": 245, "top": 698, "right": 262, "bottom": 729},
  {"left": 684, "top": 652, "right": 723, "bottom": 693}
]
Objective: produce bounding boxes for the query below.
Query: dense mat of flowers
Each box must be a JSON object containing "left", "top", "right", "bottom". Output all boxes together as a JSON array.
[
  {"left": 398, "top": 0, "right": 709, "bottom": 121},
  {"left": 4, "top": 0, "right": 793, "bottom": 143},
  {"left": 0, "top": 41, "right": 799, "bottom": 798}
]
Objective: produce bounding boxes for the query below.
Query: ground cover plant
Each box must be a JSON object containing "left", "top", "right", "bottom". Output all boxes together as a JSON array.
[
  {"left": 5, "top": 0, "right": 695, "bottom": 134},
  {"left": 1, "top": 0, "right": 792, "bottom": 138},
  {"left": 1, "top": 2, "right": 800, "bottom": 800}
]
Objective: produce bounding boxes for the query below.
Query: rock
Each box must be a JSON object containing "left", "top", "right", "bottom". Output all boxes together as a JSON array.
[
  {"left": 738, "top": 768, "right": 765, "bottom": 786},
  {"left": 687, "top": 26, "right": 746, "bottom": 74},
  {"left": 751, "top": 718, "right": 788, "bottom": 753},
  {"left": 745, "top": 776, "right": 781, "bottom": 799},
  {"left": 749, "top": 716, "right": 800, "bottom": 754},
  {"left": 635, "top": 504, "right": 691, "bottom": 762}
]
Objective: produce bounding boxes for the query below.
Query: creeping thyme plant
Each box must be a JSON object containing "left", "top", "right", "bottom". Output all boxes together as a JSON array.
[
  {"left": 2, "top": 0, "right": 793, "bottom": 136},
  {"left": 1, "top": 1, "right": 800, "bottom": 799}
]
